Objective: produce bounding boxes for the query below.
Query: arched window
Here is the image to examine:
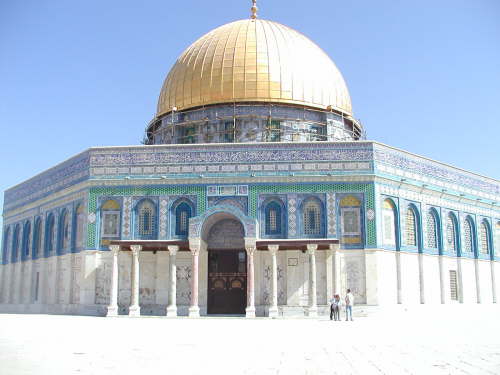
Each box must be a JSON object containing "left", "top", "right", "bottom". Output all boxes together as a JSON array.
[
  {"left": 175, "top": 202, "right": 192, "bottom": 236},
  {"left": 480, "top": 220, "right": 490, "bottom": 255},
  {"left": 302, "top": 198, "right": 322, "bottom": 236},
  {"left": 446, "top": 213, "right": 458, "bottom": 253},
  {"left": 426, "top": 210, "right": 438, "bottom": 249},
  {"left": 405, "top": 207, "right": 417, "bottom": 246},
  {"left": 136, "top": 200, "right": 156, "bottom": 239},
  {"left": 100, "top": 200, "right": 121, "bottom": 247},
  {"left": 463, "top": 217, "right": 474, "bottom": 254},
  {"left": 45, "top": 214, "right": 56, "bottom": 255},
  {"left": 74, "top": 204, "right": 85, "bottom": 249},
  {"left": 2, "top": 227, "right": 10, "bottom": 264},
  {"left": 382, "top": 199, "right": 397, "bottom": 246},
  {"left": 22, "top": 221, "right": 31, "bottom": 258},
  {"left": 496, "top": 221, "right": 500, "bottom": 258},
  {"left": 33, "top": 218, "right": 42, "bottom": 258},
  {"left": 264, "top": 201, "right": 283, "bottom": 236},
  {"left": 11, "top": 224, "right": 21, "bottom": 262},
  {"left": 59, "top": 210, "right": 71, "bottom": 253}
]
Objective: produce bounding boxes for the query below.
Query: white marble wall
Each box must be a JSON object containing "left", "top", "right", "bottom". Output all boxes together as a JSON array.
[{"left": 0, "top": 249, "right": 499, "bottom": 316}]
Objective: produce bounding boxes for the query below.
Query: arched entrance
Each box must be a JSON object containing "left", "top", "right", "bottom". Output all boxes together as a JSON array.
[{"left": 206, "top": 218, "right": 247, "bottom": 314}]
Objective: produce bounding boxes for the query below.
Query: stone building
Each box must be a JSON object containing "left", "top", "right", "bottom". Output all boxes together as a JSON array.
[{"left": 1, "top": 5, "right": 499, "bottom": 317}]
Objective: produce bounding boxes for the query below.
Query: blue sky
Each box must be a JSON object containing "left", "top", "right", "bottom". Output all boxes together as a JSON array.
[{"left": 0, "top": 0, "right": 499, "bottom": 236}]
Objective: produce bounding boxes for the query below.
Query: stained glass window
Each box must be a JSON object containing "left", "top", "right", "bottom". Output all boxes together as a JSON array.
[
  {"left": 303, "top": 199, "right": 321, "bottom": 235},
  {"left": 426, "top": 211, "right": 437, "bottom": 249},
  {"left": 405, "top": 208, "right": 417, "bottom": 246},
  {"left": 480, "top": 221, "right": 490, "bottom": 255},
  {"left": 463, "top": 218, "right": 473, "bottom": 253},
  {"left": 446, "top": 214, "right": 457, "bottom": 253}
]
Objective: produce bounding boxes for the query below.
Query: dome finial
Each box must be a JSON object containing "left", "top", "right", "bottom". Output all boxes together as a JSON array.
[{"left": 250, "top": 0, "right": 258, "bottom": 19}]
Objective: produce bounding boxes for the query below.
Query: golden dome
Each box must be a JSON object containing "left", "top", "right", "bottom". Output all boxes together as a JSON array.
[{"left": 156, "top": 19, "right": 352, "bottom": 117}]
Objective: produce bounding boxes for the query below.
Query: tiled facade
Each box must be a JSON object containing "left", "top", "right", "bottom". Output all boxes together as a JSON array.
[{"left": 0, "top": 141, "right": 499, "bottom": 316}]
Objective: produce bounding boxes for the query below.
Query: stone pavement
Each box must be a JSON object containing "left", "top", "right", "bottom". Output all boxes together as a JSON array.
[{"left": 0, "top": 309, "right": 499, "bottom": 375}]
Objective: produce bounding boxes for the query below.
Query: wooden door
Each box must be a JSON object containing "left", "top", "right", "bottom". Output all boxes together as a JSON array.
[{"left": 207, "top": 250, "right": 247, "bottom": 314}]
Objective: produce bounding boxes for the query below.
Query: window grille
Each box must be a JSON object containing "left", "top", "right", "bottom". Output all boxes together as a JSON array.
[
  {"left": 46, "top": 216, "right": 55, "bottom": 253},
  {"left": 480, "top": 222, "right": 490, "bottom": 255},
  {"left": 405, "top": 208, "right": 417, "bottom": 246},
  {"left": 382, "top": 199, "right": 396, "bottom": 246},
  {"left": 224, "top": 121, "right": 234, "bottom": 142},
  {"left": 33, "top": 220, "right": 41, "bottom": 257},
  {"left": 496, "top": 222, "right": 500, "bottom": 255},
  {"left": 62, "top": 213, "right": 71, "bottom": 250},
  {"left": 23, "top": 222, "right": 31, "bottom": 257},
  {"left": 265, "top": 201, "right": 282, "bottom": 236},
  {"left": 267, "top": 120, "right": 281, "bottom": 142},
  {"left": 2, "top": 228, "right": 10, "bottom": 263},
  {"left": 138, "top": 201, "right": 155, "bottom": 237},
  {"left": 175, "top": 202, "right": 192, "bottom": 236},
  {"left": 446, "top": 214, "right": 457, "bottom": 253},
  {"left": 303, "top": 200, "right": 321, "bottom": 235},
  {"left": 12, "top": 226, "right": 20, "bottom": 261},
  {"left": 463, "top": 219, "right": 473, "bottom": 253},
  {"left": 426, "top": 211, "right": 437, "bottom": 249},
  {"left": 449, "top": 270, "right": 458, "bottom": 301}
]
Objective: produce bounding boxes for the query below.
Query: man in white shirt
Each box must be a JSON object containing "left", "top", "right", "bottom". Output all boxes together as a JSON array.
[{"left": 345, "top": 289, "right": 354, "bottom": 321}]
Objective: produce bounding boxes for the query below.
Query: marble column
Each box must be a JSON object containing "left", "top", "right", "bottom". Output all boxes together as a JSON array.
[
  {"left": 330, "top": 243, "right": 341, "bottom": 295},
  {"left": 396, "top": 251, "right": 402, "bottom": 304},
  {"left": 306, "top": 244, "right": 318, "bottom": 317},
  {"left": 438, "top": 255, "right": 445, "bottom": 304},
  {"left": 418, "top": 253, "right": 425, "bottom": 304},
  {"left": 188, "top": 241, "right": 204, "bottom": 318},
  {"left": 474, "top": 258, "right": 481, "bottom": 304},
  {"left": 128, "top": 245, "right": 141, "bottom": 317},
  {"left": 268, "top": 245, "right": 279, "bottom": 318},
  {"left": 491, "top": 261, "right": 497, "bottom": 304},
  {"left": 166, "top": 245, "right": 178, "bottom": 317},
  {"left": 106, "top": 245, "right": 120, "bottom": 317},
  {"left": 456, "top": 256, "right": 464, "bottom": 303},
  {"left": 245, "top": 243, "right": 256, "bottom": 318}
]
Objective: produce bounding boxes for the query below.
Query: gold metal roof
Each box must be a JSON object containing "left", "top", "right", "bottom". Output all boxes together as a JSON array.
[{"left": 156, "top": 19, "right": 352, "bottom": 117}]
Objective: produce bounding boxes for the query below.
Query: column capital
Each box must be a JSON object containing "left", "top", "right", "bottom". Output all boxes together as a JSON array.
[
  {"left": 306, "top": 244, "right": 318, "bottom": 254},
  {"left": 245, "top": 238, "right": 257, "bottom": 256},
  {"left": 267, "top": 245, "right": 279, "bottom": 255},
  {"left": 109, "top": 245, "right": 121, "bottom": 255},
  {"left": 167, "top": 245, "right": 179, "bottom": 255},
  {"left": 189, "top": 239, "right": 207, "bottom": 256},
  {"left": 130, "top": 245, "right": 142, "bottom": 255},
  {"left": 329, "top": 243, "right": 340, "bottom": 252},
  {"left": 245, "top": 245, "right": 256, "bottom": 257}
]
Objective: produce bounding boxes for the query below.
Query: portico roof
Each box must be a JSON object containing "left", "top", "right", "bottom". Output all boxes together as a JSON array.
[{"left": 109, "top": 238, "right": 339, "bottom": 252}]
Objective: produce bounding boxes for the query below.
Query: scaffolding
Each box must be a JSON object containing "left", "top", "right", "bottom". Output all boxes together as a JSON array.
[{"left": 143, "top": 102, "right": 365, "bottom": 145}]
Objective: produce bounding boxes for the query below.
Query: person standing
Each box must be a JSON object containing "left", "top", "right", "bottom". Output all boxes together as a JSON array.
[
  {"left": 345, "top": 289, "right": 354, "bottom": 321},
  {"left": 329, "top": 294, "right": 341, "bottom": 321}
]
